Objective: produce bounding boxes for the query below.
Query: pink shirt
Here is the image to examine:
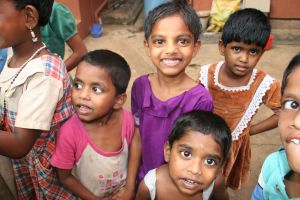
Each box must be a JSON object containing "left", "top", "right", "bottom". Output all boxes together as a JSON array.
[{"left": 51, "top": 109, "right": 134, "bottom": 197}]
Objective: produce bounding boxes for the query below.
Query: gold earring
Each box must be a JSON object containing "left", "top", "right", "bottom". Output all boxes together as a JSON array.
[{"left": 30, "top": 27, "right": 38, "bottom": 43}]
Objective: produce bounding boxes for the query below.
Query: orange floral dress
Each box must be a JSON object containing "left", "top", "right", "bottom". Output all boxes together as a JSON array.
[{"left": 199, "top": 62, "right": 281, "bottom": 189}]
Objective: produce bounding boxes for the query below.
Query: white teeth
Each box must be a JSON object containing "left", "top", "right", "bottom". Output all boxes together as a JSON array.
[
  {"left": 162, "top": 59, "right": 180, "bottom": 66},
  {"left": 184, "top": 179, "right": 196, "bottom": 185},
  {"left": 291, "top": 139, "right": 300, "bottom": 145}
]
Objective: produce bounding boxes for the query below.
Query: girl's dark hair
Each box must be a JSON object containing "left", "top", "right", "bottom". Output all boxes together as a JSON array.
[
  {"left": 81, "top": 49, "right": 131, "bottom": 95},
  {"left": 13, "top": 0, "right": 54, "bottom": 26},
  {"left": 168, "top": 110, "right": 232, "bottom": 163},
  {"left": 221, "top": 8, "right": 271, "bottom": 48},
  {"left": 144, "top": 0, "right": 201, "bottom": 42},
  {"left": 281, "top": 53, "right": 300, "bottom": 95}
]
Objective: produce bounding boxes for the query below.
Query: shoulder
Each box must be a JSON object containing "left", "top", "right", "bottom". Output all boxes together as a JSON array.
[
  {"left": 59, "top": 114, "right": 81, "bottom": 135},
  {"left": 41, "top": 55, "right": 68, "bottom": 80},
  {"left": 51, "top": 2, "right": 73, "bottom": 17},
  {"left": 133, "top": 74, "right": 149, "bottom": 86}
]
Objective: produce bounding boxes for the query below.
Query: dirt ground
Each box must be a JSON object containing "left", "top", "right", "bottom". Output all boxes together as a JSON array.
[{"left": 68, "top": 24, "right": 300, "bottom": 199}]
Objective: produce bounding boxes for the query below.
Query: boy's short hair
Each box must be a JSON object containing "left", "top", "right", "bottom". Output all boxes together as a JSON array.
[
  {"left": 168, "top": 110, "right": 232, "bottom": 163},
  {"left": 13, "top": 0, "right": 54, "bottom": 26},
  {"left": 81, "top": 49, "right": 131, "bottom": 95},
  {"left": 281, "top": 53, "right": 300, "bottom": 95},
  {"left": 221, "top": 8, "right": 271, "bottom": 48},
  {"left": 144, "top": 0, "right": 201, "bottom": 42}
]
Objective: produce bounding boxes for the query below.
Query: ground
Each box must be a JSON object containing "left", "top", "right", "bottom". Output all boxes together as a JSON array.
[{"left": 68, "top": 23, "right": 300, "bottom": 199}]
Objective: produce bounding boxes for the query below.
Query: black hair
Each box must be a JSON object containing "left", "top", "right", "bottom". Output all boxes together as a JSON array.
[
  {"left": 144, "top": 0, "right": 201, "bottom": 42},
  {"left": 221, "top": 8, "right": 271, "bottom": 48},
  {"left": 81, "top": 49, "right": 131, "bottom": 95},
  {"left": 281, "top": 53, "right": 300, "bottom": 95},
  {"left": 12, "top": 0, "right": 54, "bottom": 26},
  {"left": 168, "top": 110, "right": 232, "bottom": 163}
]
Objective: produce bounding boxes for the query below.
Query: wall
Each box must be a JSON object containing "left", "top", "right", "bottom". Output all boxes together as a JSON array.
[
  {"left": 192, "top": 0, "right": 300, "bottom": 19},
  {"left": 56, "top": 0, "right": 107, "bottom": 38}
]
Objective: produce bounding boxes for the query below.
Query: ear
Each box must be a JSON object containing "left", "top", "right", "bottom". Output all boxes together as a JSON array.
[
  {"left": 192, "top": 40, "right": 201, "bottom": 57},
  {"left": 144, "top": 40, "right": 151, "bottom": 57},
  {"left": 23, "top": 5, "right": 39, "bottom": 29},
  {"left": 113, "top": 93, "right": 127, "bottom": 109},
  {"left": 218, "top": 40, "right": 225, "bottom": 56},
  {"left": 164, "top": 142, "right": 171, "bottom": 163}
]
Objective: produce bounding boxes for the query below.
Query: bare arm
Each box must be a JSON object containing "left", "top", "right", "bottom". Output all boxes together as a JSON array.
[
  {"left": 249, "top": 113, "right": 279, "bottom": 136},
  {"left": 56, "top": 168, "right": 106, "bottom": 200},
  {"left": 135, "top": 180, "right": 151, "bottom": 200},
  {"left": 113, "top": 128, "right": 141, "bottom": 200},
  {"left": 210, "top": 173, "right": 229, "bottom": 200},
  {"left": 0, "top": 128, "right": 39, "bottom": 158},
  {"left": 64, "top": 34, "right": 87, "bottom": 72}
]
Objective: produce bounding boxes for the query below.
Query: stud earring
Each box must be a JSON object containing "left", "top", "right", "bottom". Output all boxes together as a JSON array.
[{"left": 30, "top": 28, "right": 38, "bottom": 43}]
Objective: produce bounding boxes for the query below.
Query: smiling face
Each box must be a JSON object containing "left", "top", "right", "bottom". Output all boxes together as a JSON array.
[
  {"left": 219, "top": 41, "right": 263, "bottom": 78},
  {"left": 144, "top": 13, "right": 200, "bottom": 77},
  {"left": 72, "top": 61, "right": 121, "bottom": 123},
  {"left": 164, "top": 131, "right": 222, "bottom": 196},
  {"left": 279, "top": 66, "right": 300, "bottom": 173}
]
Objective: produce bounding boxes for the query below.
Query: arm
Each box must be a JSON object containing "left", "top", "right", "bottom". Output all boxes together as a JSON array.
[
  {"left": 112, "top": 128, "right": 141, "bottom": 200},
  {"left": 0, "top": 128, "right": 39, "bottom": 158},
  {"left": 249, "top": 113, "right": 279, "bottom": 136},
  {"left": 135, "top": 180, "right": 151, "bottom": 200},
  {"left": 64, "top": 34, "right": 87, "bottom": 72},
  {"left": 56, "top": 168, "right": 106, "bottom": 200},
  {"left": 210, "top": 173, "right": 229, "bottom": 200}
]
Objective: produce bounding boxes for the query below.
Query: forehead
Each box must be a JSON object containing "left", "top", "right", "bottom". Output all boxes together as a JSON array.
[
  {"left": 227, "top": 41, "right": 263, "bottom": 49},
  {"left": 150, "top": 14, "right": 192, "bottom": 36},
  {"left": 174, "top": 131, "right": 222, "bottom": 156},
  {"left": 76, "top": 62, "right": 111, "bottom": 80},
  {"left": 284, "top": 66, "right": 300, "bottom": 94}
]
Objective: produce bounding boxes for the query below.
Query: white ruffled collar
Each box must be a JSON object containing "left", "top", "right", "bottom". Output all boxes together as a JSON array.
[{"left": 214, "top": 61, "right": 257, "bottom": 92}]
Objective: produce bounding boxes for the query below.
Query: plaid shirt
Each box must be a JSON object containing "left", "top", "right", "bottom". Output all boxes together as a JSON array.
[{"left": 0, "top": 55, "right": 75, "bottom": 199}]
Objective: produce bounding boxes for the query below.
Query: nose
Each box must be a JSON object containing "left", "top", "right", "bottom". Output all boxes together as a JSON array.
[
  {"left": 165, "top": 41, "right": 178, "bottom": 54},
  {"left": 187, "top": 160, "right": 202, "bottom": 175},
  {"left": 79, "top": 86, "right": 90, "bottom": 100},
  {"left": 239, "top": 52, "right": 249, "bottom": 63},
  {"left": 293, "top": 110, "right": 300, "bottom": 129}
]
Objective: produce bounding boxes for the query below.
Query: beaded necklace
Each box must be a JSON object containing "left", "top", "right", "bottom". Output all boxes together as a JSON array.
[{"left": 1, "top": 43, "right": 46, "bottom": 131}]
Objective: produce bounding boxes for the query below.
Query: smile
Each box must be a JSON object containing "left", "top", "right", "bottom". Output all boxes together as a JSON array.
[
  {"left": 291, "top": 139, "right": 300, "bottom": 145},
  {"left": 181, "top": 178, "right": 200, "bottom": 188},
  {"left": 161, "top": 58, "right": 181, "bottom": 67}
]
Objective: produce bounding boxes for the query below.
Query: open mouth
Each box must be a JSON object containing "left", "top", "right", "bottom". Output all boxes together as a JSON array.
[
  {"left": 291, "top": 139, "right": 300, "bottom": 145},
  {"left": 77, "top": 104, "right": 92, "bottom": 114},
  {"left": 181, "top": 178, "right": 200, "bottom": 188},
  {"left": 161, "top": 58, "right": 181, "bottom": 67}
]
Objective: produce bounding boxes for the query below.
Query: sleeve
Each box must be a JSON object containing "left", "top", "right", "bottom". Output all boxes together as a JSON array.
[
  {"left": 262, "top": 79, "right": 281, "bottom": 111},
  {"left": 15, "top": 73, "right": 63, "bottom": 130},
  {"left": 144, "top": 169, "right": 156, "bottom": 200},
  {"left": 48, "top": 3, "right": 77, "bottom": 42},
  {"left": 194, "top": 88, "right": 214, "bottom": 112},
  {"left": 251, "top": 184, "right": 264, "bottom": 200},
  {"left": 122, "top": 109, "right": 135, "bottom": 146},
  {"left": 51, "top": 118, "right": 77, "bottom": 169},
  {"left": 131, "top": 78, "right": 141, "bottom": 128}
]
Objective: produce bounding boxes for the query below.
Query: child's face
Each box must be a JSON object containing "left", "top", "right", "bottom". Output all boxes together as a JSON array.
[
  {"left": 72, "top": 62, "right": 121, "bottom": 123},
  {"left": 279, "top": 66, "right": 300, "bottom": 173},
  {"left": 0, "top": 0, "right": 27, "bottom": 48},
  {"left": 219, "top": 41, "right": 264, "bottom": 77},
  {"left": 144, "top": 14, "right": 200, "bottom": 77},
  {"left": 164, "top": 131, "right": 222, "bottom": 196}
]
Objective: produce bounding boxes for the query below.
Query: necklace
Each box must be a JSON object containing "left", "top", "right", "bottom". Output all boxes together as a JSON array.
[{"left": 1, "top": 43, "right": 46, "bottom": 131}]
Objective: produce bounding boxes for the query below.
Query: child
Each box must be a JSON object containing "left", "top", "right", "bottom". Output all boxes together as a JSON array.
[
  {"left": 51, "top": 50, "right": 141, "bottom": 200},
  {"left": 41, "top": 2, "right": 87, "bottom": 71},
  {"left": 198, "top": 8, "right": 282, "bottom": 190},
  {"left": 131, "top": 0, "right": 213, "bottom": 182},
  {"left": 252, "top": 53, "right": 300, "bottom": 199},
  {"left": 0, "top": 0, "right": 74, "bottom": 199},
  {"left": 136, "top": 110, "right": 232, "bottom": 200}
]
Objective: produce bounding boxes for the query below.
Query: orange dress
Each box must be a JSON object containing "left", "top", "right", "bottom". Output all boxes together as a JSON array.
[{"left": 199, "top": 62, "right": 281, "bottom": 189}]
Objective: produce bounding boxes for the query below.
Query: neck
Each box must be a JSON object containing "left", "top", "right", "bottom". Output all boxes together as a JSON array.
[
  {"left": 219, "top": 63, "right": 253, "bottom": 87},
  {"left": 156, "top": 71, "right": 189, "bottom": 87}
]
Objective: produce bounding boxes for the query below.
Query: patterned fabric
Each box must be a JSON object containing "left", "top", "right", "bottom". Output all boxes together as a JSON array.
[
  {"left": 199, "top": 62, "right": 281, "bottom": 189},
  {"left": 0, "top": 55, "right": 75, "bottom": 199}
]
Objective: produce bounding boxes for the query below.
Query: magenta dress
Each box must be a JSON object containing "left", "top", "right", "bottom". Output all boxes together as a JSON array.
[{"left": 131, "top": 75, "right": 213, "bottom": 182}]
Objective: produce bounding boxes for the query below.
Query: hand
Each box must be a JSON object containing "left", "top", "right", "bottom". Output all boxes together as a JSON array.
[{"left": 111, "top": 187, "right": 134, "bottom": 200}]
